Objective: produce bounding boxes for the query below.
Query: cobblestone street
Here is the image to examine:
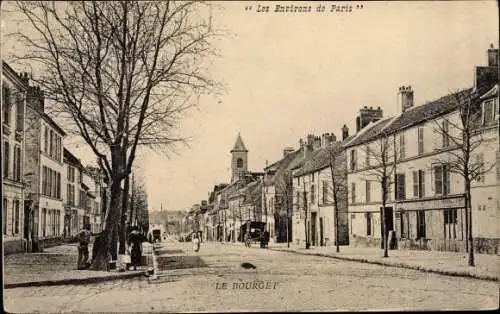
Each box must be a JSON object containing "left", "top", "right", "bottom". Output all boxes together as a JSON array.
[{"left": 4, "top": 241, "right": 498, "bottom": 312}]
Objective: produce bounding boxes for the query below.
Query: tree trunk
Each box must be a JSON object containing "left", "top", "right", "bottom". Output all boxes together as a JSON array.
[
  {"left": 465, "top": 180, "right": 475, "bottom": 266},
  {"left": 335, "top": 203, "right": 340, "bottom": 253},
  {"left": 464, "top": 191, "right": 469, "bottom": 252},
  {"left": 382, "top": 201, "right": 388, "bottom": 258},
  {"left": 286, "top": 209, "right": 290, "bottom": 248},
  {"left": 119, "top": 175, "right": 130, "bottom": 255},
  {"left": 90, "top": 177, "right": 122, "bottom": 270}
]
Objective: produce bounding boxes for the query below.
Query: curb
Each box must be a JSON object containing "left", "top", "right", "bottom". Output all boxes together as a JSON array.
[
  {"left": 4, "top": 271, "right": 147, "bottom": 289},
  {"left": 269, "top": 248, "right": 499, "bottom": 282}
]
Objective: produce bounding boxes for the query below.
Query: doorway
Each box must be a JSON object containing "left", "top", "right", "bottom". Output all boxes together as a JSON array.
[
  {"left": 311, "top": 212, "right": 317, "bottom": 246},
  {"left": 379, "top": 206, "right": 394, "bottom": 248},
  {"left": 319, "top": 217, "right": 324, "bottom": 246}
]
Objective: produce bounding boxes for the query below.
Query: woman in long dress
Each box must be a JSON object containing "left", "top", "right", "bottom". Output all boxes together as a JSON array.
[
  {"left": 192, "top": 232, "right": 200, "bottom": 252},
  {"left": 127, "top": 228, "right": 142, "bottom": 270}
]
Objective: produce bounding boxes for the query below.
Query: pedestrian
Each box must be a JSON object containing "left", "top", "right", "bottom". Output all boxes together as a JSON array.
[
  {"left": 77, "top": 224, "right": 92, "bottom": 270},
  {"left": 127, "top": 226, "right": 143, "bottom": 271},
  {"left": 192, "top": 232, "right": 200, "bottom": 252}
]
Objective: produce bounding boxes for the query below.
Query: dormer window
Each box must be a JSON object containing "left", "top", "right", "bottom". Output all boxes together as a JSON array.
[{"left": 482, "top": 99, "right": 498, "bottom": 125}]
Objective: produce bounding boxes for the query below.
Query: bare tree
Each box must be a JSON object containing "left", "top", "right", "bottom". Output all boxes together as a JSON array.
[
  {"left": 274, "top": 170, "right": 293, "bottom": 247},
  {"left": 361, "top": 132, "right": 398, "bottom": 258},
  {"left": 10, "top": 1, "right": 221, "bottom": 270},
  {"left": 326, "top": 143, "right": 347, "bottom": 253},
  {"left": 432, "top": 88, "right": 497, "bottom": 266}
]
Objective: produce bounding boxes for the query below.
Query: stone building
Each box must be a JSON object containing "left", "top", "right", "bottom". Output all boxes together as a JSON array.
[
  {"left": 2, "top": 62, "right": 28, "bottom": 254},
  {"left": 22, "top": 75, "right": 66, "bottom": 250},
  {"left": 62, "top": 148, "right": 85, "bottom": 236},
  {"left": 345, "top": 46, "right": 499, "bottom": 254},
  {"left": 291, "top": 133, "right": 350, "bottom": 247}
]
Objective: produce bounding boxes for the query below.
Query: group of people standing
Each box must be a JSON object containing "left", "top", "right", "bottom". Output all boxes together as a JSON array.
[{"left": 76, "top": 224, "right": 145, "bottom": 271}]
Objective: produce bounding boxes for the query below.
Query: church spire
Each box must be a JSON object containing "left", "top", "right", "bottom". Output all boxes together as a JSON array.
[{"left": 231, "top": 132, "right": 248, "bottom": 153}]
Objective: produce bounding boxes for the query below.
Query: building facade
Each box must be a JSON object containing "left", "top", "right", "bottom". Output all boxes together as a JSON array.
[
  {"left": 23, "top": 76, "right": 66, "bottom": 250},
  {"left": 346, "top": 46, "right": 499, "bottom": 254},
  {"left": 291, "top": 134, "right": 350, "bottom": 247},
  {"left": 62, "top": 148, "right": 86, "bottom": 237},
  {"left": 2, "top": 62, "right": 28, "bottom": 254}
]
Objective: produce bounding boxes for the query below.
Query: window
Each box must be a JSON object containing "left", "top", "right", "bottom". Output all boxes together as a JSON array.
[
  {"left": 350, "top": 149, "right": 357, "bottom": 171},
  {"left": 412, "top": 170, "right": 425, "bottom": 198},
  {"left": 3, "top": 199, "right": 8, "bottom": 235},
  {"left": 56, "top": 172, "right": 61, "bottom": 198},
  {"left": 16, "top": 96, "right": 23, "bottom": 132},
  {"left": 3, "top": 142, "right": 9, "bottom": 178},
  {"left": 417, "top": 127, "right": 424, "bottom": 155},
  {"left": 416, "top": 210, "right": 426, "bottom": 239},
  {"left": 433, "top": 164, "right": 450, "bottom": 195},
  {"left": 42, "top": 208, "right": 47, "bottom": 237},
  {"left": 351, "top": 182, "right": 356, "bottom": 204},
  {"left": 442, "top": 120, "right": 450, "bottom": 147},
  {"left": 444, "top": 209, "right": 457, "bottom": 239},
  {"left": 236, "top": 158, "right": 243, "bottom": 168},
  {"left": 296, "top": 192, "right": 300, "bottom": 211},
  {"left": 365, "top": 146, "right": 371, "bottom": 167},
  {"left": 476, "top": 153, "right": 485, "bottom": 183},
  {"left": 482, "top": 100, "right": 496, "bottom": 125},
  {"left": 310, "top": 184, "right": 315, "bottom": 203},
  {"left": 3, "top": 86, "right": 11, "bottom": 125},
  {"left": 366, "top": 212, "right": 372, "bottom": 236},
  {"left": 67, "top": 183, "right": 72, "bottom": 205},
  {"left": 399, "top": 133, "right": 405, "bottom": 159},
  {"left": 365, "top": 180, "right": 371, "bottom": 203},
  {"left": 400, "top": 211, "right": 408, "bottom": 238},
  {"left": 395, "top": 173, "right": 406, "bottom": 200},
  {"left": 49, "top": 130, "right": 54, "bottom": 158},
  {"left": 322, "top": 181, "right": 329, "bottom": 204},
  {"left": 13, "top": 200, "right": 20, "bottom": 234},
  {"left": 44, "top": 127, "right": 48, "bottom": 153},
  {"left": 14, "top": 146, "right": 21, "bottom": 181}
]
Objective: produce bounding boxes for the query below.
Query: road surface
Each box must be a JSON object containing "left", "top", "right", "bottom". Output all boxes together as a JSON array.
[{"left": 4, "top": 240, "right": 498, "bottom": 312}]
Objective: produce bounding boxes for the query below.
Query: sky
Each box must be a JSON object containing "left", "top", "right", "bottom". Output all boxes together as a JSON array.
[{"left": 2, "top": 1, "right": 498, "bottom": 212}]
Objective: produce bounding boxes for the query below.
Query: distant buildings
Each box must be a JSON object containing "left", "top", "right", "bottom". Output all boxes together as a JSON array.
[{"left": 190, "top": 45, "right": 499, "bottom": 255}]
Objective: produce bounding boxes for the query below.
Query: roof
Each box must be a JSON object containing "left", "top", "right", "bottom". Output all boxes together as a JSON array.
[
  {"left": 42, "top": 112, "right": 67, "bottom": 136},
  {"left": 265, "top": 149, "right": 301, "bottom": 186},
  {"left": 344, "top": 87, "right": 481, "bottom": 148},
  {"left": 288, "top": 147, "right": 322, "bottom": 171},
  {"left": 241, "top": 180, "right": 262, "bottom": 205},
  {"left": 231, "top": 133, "right": 248, "bottom": 152},
  {"left": 2, "top": 61, "right": 29, "bottom": 90},
  {"left": 63, "top": 148, "right": 84, "bottom": 168},
  {"left": 295, "top": 142, "right": 344, "bottom": 177}
]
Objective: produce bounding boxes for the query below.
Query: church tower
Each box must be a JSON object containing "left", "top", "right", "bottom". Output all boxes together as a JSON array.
[{"left": 231, "top": 133, "right": 248, "bottom": 183}]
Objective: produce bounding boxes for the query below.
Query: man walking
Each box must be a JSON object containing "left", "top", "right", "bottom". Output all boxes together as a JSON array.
[{"left": 77, "top": 224, "right": 92, "bottom": 270}]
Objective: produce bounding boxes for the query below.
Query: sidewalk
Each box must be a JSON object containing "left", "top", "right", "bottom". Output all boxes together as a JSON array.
[
  {"left": 221, "top": 241, "right": 499, "bottom": 281},
  {"left": 4, "top": 242, "right": 153, "bottom": 289}
]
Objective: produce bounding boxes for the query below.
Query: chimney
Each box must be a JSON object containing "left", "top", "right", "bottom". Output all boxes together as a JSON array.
[
  {"left": 321, "top": 133, "right": 337, "bottom": 147},
  {"left": 313, "top": 136, "right": 321, "bottom": 150},
  {"left": 357, "top": 106, "right": 384, "bottom": 131},
  {"left": 342, "top": 125, "right": 349, "bottom": 141},
  {"left": 283, "top": 146, "right": 294, "bottom": 158},
  {"left": 27, "top": 85, "right": 45, "bottom": 113},
  {"left": 488, "top": 44, "right": 499, "bottom": 67},
  {"left": 398, "top": 85, "right": 414, "bottom": 113},
  {"left": 306, "top": 134, "right": 315, "bottom": 147},
  {"left": 475, "top": 44, "right": 499, "bottom": 90}
]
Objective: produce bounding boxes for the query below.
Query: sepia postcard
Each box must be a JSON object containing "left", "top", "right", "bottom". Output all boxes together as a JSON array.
[{"left": 1, "top": 1, "right": 499, "bottom": 312}]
